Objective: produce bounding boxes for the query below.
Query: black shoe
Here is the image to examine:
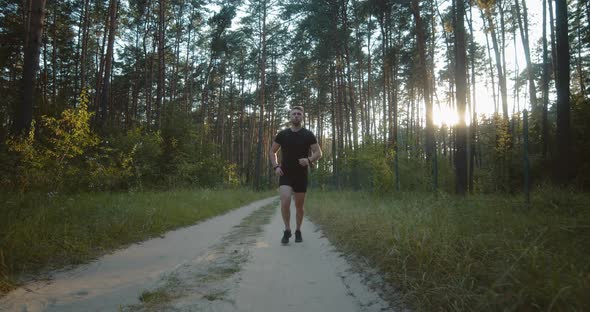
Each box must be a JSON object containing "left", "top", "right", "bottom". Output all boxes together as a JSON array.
[
  {"left": 295, "top": 230, "right": 302, "bottom": 243},
  {"left": 281, "top": 230, "right": 292, "bottom": 244}
]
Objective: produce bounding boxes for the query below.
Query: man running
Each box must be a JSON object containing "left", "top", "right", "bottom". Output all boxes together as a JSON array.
[{"left": 270, "top": 106, "right": 322, "bottom": 244}]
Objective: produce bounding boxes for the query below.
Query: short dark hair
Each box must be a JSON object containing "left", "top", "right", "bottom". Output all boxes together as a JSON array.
[{"left": 290, "top": 106, "right": 304, "bottom": 114}]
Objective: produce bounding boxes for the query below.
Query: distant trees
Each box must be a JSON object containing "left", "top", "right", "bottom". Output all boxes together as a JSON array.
[{"left": 1, "top": 0, "right": 589, "bottom": 192}]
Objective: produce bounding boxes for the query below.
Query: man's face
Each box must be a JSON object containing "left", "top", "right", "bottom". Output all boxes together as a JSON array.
[{"left": 290, "top": 109, "right": 303, "bottom": 126}]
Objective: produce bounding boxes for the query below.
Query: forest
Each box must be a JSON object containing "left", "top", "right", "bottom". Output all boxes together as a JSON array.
[
  {"left": 1, "top": 0, "right": 589, "bottom": 310},
  {"left": 1, "top": 0, "right": 589, "bottom": 193}
]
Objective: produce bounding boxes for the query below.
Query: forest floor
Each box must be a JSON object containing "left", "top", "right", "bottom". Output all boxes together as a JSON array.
[{"left": 0, "top": 197, "right": 397, "bottom": 312}]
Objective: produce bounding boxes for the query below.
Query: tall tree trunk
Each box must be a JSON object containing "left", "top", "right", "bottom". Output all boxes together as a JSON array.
[
  {"left": 50, "top": 8, "right": 57, "bottom": 107},
  {"left": 171, "top": 0, "right": 184, "bottom": 107},
  {"left": 542, "top": 0, "right": 550, "bottom": 158},
  {"left": 468, "top": 3, "right": 477, "bottom": 192},
  {"left": 142, "top": 2, "right": 152, "bottom": 128},
  {"left": 155, "top": 0, "right": 166, "bottom": 129},
  {"left": 575, "top": 1, "right": 586, "bottom": 97},
  {"left": 94, "top": 2, "right": 110, "bottom": 118},
  {"left": 330, "top": 65, "right": 338, "bottom": 188},
  {"left": 482, "top": 15, "right": 498, "bottom": 113},
  {"left": 184, "top": 4, "right": 194, "bottom": 115},
  {"left": 548, "top": 0, "right": 558, "bottom": 79},
  {"left": 41, "top": 35, "right": 48, "bottom": 113},
  {"left": 554, "top": 0, "right": 571, "bottom": 184},
  {"left": 217, "top": 68, "right": 226, "bottom": 147},
  {"left": 379, "top": 12, "right": 388, "bottom": 145},
  {"left": 16, "top": 0, "right": 47, "bottom": 135},
  {"left": 366, "top": 14, "right": 373, "bottom": 141},
  {"left": 405, "top": 84, "right": 415, "bottom": 156},
  {"left": 355, "top": 26, "right": 365, "bottom": 145},
  {"left": 514, "top": 0, "right": 538, "bottom": 110},
  {"left": 254, "top": 0, "right": 267, "bottom": 190},
  {"left": 79, "top": 0, "right": 90, "bottom": 92},
  {"left": 100, "top": 0, "right": 118, "bottom": 126},
  {"left": 239, "top": 61, "right": 246, "bottom": 179},
  {"left": 454, "top": 0, "right": 468, "bottom": 195},
  {"left": 201, "top": 55, "right": 215, "bottom": 126},
  {"left": 228, "top": 69, "right": 235, "bottom": 163},
  {"left": 412, "top": 0, "right": 435, "bottom": 163},
  {"left": 499, "top": 0, "right": 507, "bottom": 111},
  {"left": 341, "top": 0, "right": 358, "bottom": 150},
  {"left": 482, "top": 6, "right": 508, "bottom": 119}
]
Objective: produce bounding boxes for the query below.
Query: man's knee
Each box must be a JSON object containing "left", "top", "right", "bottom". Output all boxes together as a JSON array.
[{"left": 295, "top": 202, "right": 304, "bottom": 211}]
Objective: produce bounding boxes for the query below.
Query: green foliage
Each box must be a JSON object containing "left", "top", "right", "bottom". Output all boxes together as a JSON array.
[
  {"left": 107, "top": 127, "right": 163, "bottom": 190},
  {"left": 1, "top": 92, "right": 236, "bottom": 192},
  {"left": 157, "top": 113, "right": 225, "bottom": 189},
  {"left": 319, "top": 143, "right": 456, "bottom": 194},
  {"left": 340, "top": 144, "right": 396, "bottom": 194},
  {"left": 4, "top": 89, "right": 103, "bottom": 191}
]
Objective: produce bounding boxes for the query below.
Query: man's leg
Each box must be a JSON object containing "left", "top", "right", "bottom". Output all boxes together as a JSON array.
[
  {"left": 279, "top": 185, "right": 293, "bottom": 231},
  {"left": 293, "top": 192, "right": 306, "bottom": 231}
]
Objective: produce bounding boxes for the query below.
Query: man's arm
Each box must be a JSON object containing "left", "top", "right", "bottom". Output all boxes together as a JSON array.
[
  {"left": 308, "top": 143, "right": 322, "bottom": 163},
  {"left": 270, "top": 142, "right": 281, "bottom": 168},
  {"left": 270, "top": 141, "right": 284, "bottom": 176}
]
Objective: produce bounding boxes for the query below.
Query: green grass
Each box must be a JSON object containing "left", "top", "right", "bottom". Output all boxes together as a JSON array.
[
  {"left": 0, "top": 188, "right": 274, "bottom": 294},
  {"left": 306, "top": 189, "right": 590, "bottom": 311},
  {"left": 139, "top": 288, "right": 174, "bottom": 304}
]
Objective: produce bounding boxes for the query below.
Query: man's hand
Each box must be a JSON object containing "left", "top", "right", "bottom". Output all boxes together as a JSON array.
[
  {"left": 275, "top": 166, "right": 284, "bottom": 176},
  {"left": 298, "top": 158, "right": 311, "bottom": 167}
]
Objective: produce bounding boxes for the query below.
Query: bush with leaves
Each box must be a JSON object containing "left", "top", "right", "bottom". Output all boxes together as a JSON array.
[
  {"left": 5, "top": 90, "right": 100, "bottom": 191},
  {"left": 4, "top": 90, "right": 135, "bottom": 192}
]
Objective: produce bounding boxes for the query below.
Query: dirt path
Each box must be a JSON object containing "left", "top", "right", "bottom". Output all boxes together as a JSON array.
[{"left": 1, "top": 197, "right": 396, "bottom": 312}]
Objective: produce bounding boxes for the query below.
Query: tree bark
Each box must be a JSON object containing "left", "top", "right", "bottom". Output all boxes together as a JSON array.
[
  {"left": 575, "top": 1, "right": 586, "bottom": 97},
  {"left": 454, "top": 0, "right": 468, "bottom": 195},
  {"left": 340, "top": 0, "right": 358, "bottom": 150},
  {"left": 254, "top": 0, "right": 267, "bottom": 190},
  {"left": 155, "top": 0, "right": 166, "bottom": 129},
  {"left": 100, "top": 0, "right": 119, "bottom": 126},
  {"left": 79, "top": 0, "right": 90, "bottom": 92},
  {"left": 482, "top": 13, "right": 498, "bottom": 113},
  {"left": 482, "top": 6, "right": 508, "bottom": 119},
  {"left": 514, "top": 0, "right": 538, "bottom": 109},
  {"left": 554, "top": 0, "right": 571, "bottom": 184},
  {"left": 16, "top": 0, "right": 47, "bottom": 135},
  {"left": 542, "top": 0, "right": 549, "bottom": 158},
  {"left": 367, "top": 14, "right": 373, "bottom": 141},
  {"left": 548, "top": 0, "right": 558, "bottom": 79},
  {"left": 412, "top": 0, "right": 434, "bottom": 162},
  {"left": 467, "top": 3, "right": 477, "bottom": 192}
]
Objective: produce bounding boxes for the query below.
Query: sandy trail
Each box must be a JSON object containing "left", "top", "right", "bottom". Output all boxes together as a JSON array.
[
  {"left": 0, "top": 197, "right": 277, "bottom": 312},
  {"left": 1, "top": 197, "right": 397, "bottom": 312},
  {"left": 229, "top": 205, "right": 392, "bottom": 312}
]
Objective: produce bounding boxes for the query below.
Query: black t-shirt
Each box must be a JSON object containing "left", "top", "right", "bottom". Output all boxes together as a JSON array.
[{"left": 274, "top": 127, "right": 317, "bottom": 174}]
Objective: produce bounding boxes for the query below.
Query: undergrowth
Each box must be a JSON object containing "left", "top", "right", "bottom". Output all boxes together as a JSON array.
[{"left": 306, "top": 188, "right": 590, "bottom": 311}]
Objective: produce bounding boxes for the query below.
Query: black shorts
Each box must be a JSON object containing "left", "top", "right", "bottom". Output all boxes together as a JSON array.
[{"left": 279, "top": 173, "right": 308, "bottom": 193}]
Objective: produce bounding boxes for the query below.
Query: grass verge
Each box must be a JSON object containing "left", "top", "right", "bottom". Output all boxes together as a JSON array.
[
  {"left": 0, "top": 188, "right": 274, "bottom": 295},
  {"left": 306, "top": 189, "right": 590, "bottom": 311}
]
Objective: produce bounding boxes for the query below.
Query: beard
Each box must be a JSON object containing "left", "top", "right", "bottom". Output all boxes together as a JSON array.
[{"left": 291, "top": 120, "right": 302, "bottom": 126}]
